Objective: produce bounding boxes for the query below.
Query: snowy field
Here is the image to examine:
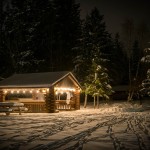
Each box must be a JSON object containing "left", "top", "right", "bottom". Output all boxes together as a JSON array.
[{"left": 0, "top": 101, "right": 150, "bottom": 150}]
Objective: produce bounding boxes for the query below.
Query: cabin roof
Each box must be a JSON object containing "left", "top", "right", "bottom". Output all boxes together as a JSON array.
[{"left": 0, "top": 71, "right": 81, "bottom": 88}]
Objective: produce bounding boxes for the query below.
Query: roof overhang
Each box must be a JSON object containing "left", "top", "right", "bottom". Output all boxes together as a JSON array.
[
  {"left": 0, "top": 72, "right": 82, "bottom": 90},
  {"left": 0, "top": 84, "right": 52, "bottom": 89}
]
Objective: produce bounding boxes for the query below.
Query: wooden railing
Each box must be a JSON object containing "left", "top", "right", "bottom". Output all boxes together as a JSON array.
[
  {"left": 4, "top": 99, "right": 76, "bottom": 112},
  {"left": 23, "top": 100, "right": 75, "bottom": 112},
  {"left": 55, "top": 100, "right": 75, "bottom": 110},
  {"left": 23, "top": 102, "right": 46, "bottom": 113}
]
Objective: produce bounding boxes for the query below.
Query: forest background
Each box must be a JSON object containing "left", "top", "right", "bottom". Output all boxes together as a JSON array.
[{"left": 0, "top": 0, "right": 150, "bottom": 101}]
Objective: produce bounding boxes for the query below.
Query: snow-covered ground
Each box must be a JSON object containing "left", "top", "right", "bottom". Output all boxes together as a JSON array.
[{"left": 0, "top": 101, "right": 150, "bottom": 150}]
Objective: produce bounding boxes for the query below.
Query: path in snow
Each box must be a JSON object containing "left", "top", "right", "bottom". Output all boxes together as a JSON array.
[{"left": 0, "top": 103, "right": 150, "bottom": 150}]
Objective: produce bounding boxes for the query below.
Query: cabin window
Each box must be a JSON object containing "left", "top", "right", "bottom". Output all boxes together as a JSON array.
[
  {"left": 5, "top": 93, "right": 32, "bottom": 101},
  {"left": 55, "top": 91, "right": 73, "bottom": 100}
]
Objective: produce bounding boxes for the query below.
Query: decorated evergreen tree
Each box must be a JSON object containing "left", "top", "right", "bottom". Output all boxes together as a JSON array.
[{"left": 83, "top": 60, "right": 113, "bottom": 108}]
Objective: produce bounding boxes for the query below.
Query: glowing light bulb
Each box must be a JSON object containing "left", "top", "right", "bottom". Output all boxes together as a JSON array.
[
  {"left": 42, "top": 89, "right": 45, "bottom": 93},
  {"left": 4, "top": 90, "right": 7, "bottom": 94}
]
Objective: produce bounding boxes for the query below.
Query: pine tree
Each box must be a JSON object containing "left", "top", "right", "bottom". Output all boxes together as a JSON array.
[
  {"left": 32, "top": 0, "right": 56, "bottom": 72},
  {"left": 1, "top": 0, "right": 44, "bottom": 74},
  {"left": 140, "top": 47, "right": 150, "bottom": 102},
  {"left": 111, "top": 33, "right": 128, "bottom": 85},
  {"left": 74, "top": 7, "right": 113, "bottom": 85},
  {"left": 83, "top": 60, "right": 113, "bottom": 108},
  {"left": 121, "top": 19, "right": 150, "bottom": 101},
  {"left": 53, "top": 0, "right": 81, "bottom": 71},
  {"left": 0, "top": 0, "right": 15, "bottom": 77},
  {"left": 1, "top": 0, "right": 82, "bottom": 75}
]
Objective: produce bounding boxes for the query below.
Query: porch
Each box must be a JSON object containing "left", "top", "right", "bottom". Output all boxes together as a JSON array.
[{"left": 2, "top": 99, "right": 76, "bottom": 113}]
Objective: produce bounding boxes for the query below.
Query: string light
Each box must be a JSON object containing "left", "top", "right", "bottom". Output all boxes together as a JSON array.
[
  {"left": 3, "top": 87, "right": 78, "bottom": 95},
  {"left": 54, "top": 87, "right": 76, "bottom": 92},
  {"left": 11, "top": 91, "right": 14, "bottom": 94},
  {"left": 42, "top": 89, "right": 46, "bottom": 93},
  {"left": 4, "top": 90, "right": 7, "bottom": 94}
]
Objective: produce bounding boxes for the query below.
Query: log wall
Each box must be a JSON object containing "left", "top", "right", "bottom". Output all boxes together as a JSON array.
[
  {"left": 45, "top": 87, "right": 56, "bottom": 113},
  {"left": 74, "top": 88, "right": 80, "bottom": 110},
  {"left": 0, "top": 90, "right": 4, "bottom": 102}
]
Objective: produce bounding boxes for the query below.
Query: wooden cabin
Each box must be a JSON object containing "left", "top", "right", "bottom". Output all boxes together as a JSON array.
[{"left": 0, "top": 71, "right": 81, "bottom": 113}]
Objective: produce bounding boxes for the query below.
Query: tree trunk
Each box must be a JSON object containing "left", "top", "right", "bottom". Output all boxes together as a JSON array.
[
  {"left": 94, "top": 96, "right": 96, "bottom": 109},
  {"left": 122, "top": 19, "right": 134, "bottom": 102},
  {"left": 97, "top": 95, "right": 99, "bottom": 108},
  {"left": 84, "top": 94, "right": 87, "bottom": 108},
  {"left": 128, "top": 61, "right": 140, "bottom": 102},
  {"left": 128, "top": 57, "right": 132, "bottom": 102}
]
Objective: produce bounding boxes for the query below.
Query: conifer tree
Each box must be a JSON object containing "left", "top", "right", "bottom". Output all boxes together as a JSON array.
[
  {"left": 84, "top": 60, "right": 113, "bottom": 108},
  {"left": 74, "top": 7, "right": 113, "bottom": 85},
  {"left": 53, "top": 0, "right": 81, "bottom": 71},
  {"left": 1, "top": 0, "right": 81, "bottom": 74},
  {"left": 111, "top": 33, "right": 128, "bottom": 84},
  {"left": 140, "top": 47, "right": 150, "bottom": 98}
]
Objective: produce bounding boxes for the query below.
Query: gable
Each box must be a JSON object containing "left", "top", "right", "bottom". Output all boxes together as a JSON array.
[{"left": 54, "top": 75, "right": 79, "bottom": 89}]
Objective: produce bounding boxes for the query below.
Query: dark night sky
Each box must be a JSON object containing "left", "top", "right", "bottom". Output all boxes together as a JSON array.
[{"left": 77, "top": 0, "right": 150, "bottom": 35}]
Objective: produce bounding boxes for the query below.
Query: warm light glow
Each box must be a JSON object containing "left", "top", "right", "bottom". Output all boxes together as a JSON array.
[
  {"left": 3, "top": 88, "right": 50, "bottom": 94},
  {"left": 42, "top": 89, "right": 46, "bottom": 93},
  {"left": 55, "top": 91, "right": 58, "bottom": 95},
  {"left": 72, "top": 89, "right": 75, "bottom": 92},
  {"left": 54, "top": 87, "right": 76, "bottom": 92},
  {"left": 4, "top": 90, "right": 7, "bottom": 94}
]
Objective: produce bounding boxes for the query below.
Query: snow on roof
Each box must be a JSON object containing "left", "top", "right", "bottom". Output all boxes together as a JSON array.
[{"left": 0, "top": 71, "right": 81, "bottom": 88}]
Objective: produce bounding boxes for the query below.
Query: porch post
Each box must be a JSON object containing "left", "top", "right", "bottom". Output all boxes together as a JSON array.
[
  {"left": 0, "top": 90, "right": 5, "bottom": 102},
  {"left": 45, "top": 87, "right": 56, "bottom": 113},
  {"left": 75, "top": 88, "right": 80, "bottom": 110}
]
